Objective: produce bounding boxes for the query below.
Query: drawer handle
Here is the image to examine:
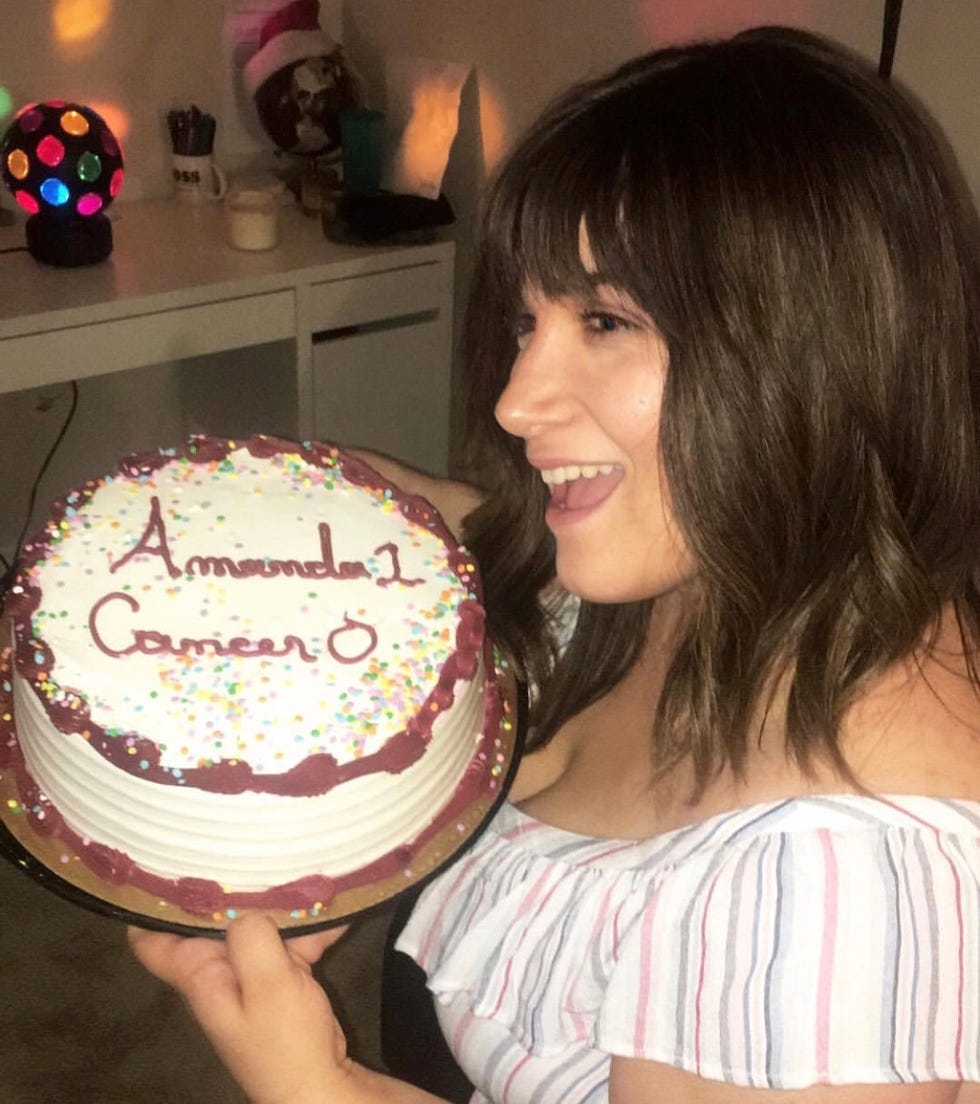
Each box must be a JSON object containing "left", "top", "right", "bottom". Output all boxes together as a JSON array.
[{"left": 313, "top": 308, "right": 438, "bottom": 344}]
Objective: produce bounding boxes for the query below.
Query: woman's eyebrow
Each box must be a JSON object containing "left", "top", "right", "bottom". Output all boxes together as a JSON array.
[{"left": 586, "top": 280, "right": 637, "bottom": 306}]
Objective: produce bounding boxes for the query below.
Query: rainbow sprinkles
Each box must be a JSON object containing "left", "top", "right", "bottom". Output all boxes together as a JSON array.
[{"left": 0, "top": 436, "right": 505, "bottom": 922}]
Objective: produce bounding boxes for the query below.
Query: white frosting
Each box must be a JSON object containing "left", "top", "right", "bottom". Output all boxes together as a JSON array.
[
  {"left": 9, "top": 440, "right": 491, "bottom": 899},
  {"left": 24, "top": 443, "right": 472, "bottom": 777},
  {"left": 13, "top": 653, "right": 484, "bottom": 887}
]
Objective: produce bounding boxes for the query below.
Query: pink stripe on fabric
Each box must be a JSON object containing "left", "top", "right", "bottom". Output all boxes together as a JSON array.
[
  {"left": 567, "top": 883, "right": 618, "bottom": 1039},
  {"left": 885, "top": 799, "right": 967, "bottom": 1077},
  {"left": 815, "top": 828, "right": 839, "bottom": 1079},
  {"left": 937, "top": 832, "right": 966, "bottom": 1078},
  {"left": 693, "top": 870, "right": 723, "bottom": 1073},
  {"left": 501, "top": 821, "right": 548, "bottom": 841},
  {"left": 633, "top": 892, "right": 659, "bottom": 1053},
  {"left": 417, "top": 849, "right": 488, "bottom": 963},
  {"left": 488, "top": 956, "right": 515, "bottom": 1020},
  {"left": 568, "top": 1007, "right": 588, "bottom": 1039},
  {"left": 501, "top": 1054, "right": 532, "bottom": 1103},
  {"left": 586, "top": 883, "right": 617, "bottom": 954},
  {"left": 453, "top": 1006, "right": 476, "bottom": 1055},
  {"left": 487, "top": 868, "right": 561, "bottom": 1019}
]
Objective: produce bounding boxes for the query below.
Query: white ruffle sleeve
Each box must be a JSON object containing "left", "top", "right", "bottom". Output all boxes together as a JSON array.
[{"left": 397, "top": 796, "right": 980, "bottom": 1095}]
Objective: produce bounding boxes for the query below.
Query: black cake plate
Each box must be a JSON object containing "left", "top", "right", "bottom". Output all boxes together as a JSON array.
[{"left": 0, "top": 661, "right": 526, "bottom": 939}]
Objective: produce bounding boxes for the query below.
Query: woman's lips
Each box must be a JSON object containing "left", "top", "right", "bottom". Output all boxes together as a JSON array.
[{"left": 540, "top": 464, "right": 624, "bottom": 519}]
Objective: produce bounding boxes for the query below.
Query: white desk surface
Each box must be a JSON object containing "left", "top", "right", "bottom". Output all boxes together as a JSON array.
[{"left": 0, "top": 198, "right": 453, "bottom": 339}]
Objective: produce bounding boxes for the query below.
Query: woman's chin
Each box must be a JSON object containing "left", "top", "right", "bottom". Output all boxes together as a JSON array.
[
  {"left": 555, "top": 553, "right": 698, "bottom": 606},
  {"left": 555, "top": 563, "right": 649, "bottom": 605}
]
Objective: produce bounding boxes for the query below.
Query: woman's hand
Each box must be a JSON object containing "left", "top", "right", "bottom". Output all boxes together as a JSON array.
[{"left": 129, "top": 914, "right": 352, "bottom": 1104}]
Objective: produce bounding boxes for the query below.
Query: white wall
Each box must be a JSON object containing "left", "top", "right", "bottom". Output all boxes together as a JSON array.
[
  {"left": 1, "top": 1, "right": 977, "bottom": 560},
  {"left": 342, "top": 0, "right": 980, "bottom": 463},
  {"left": 344, "top": 0, "right": 978, "bottom": 200},
  {"left": 891, "top": 0, "right": 980, "bottom": 193}
]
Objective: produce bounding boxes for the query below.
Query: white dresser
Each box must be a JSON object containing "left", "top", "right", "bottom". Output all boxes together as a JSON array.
[{"left": 0, "top": 198, "right": 455, "bottom": 474}]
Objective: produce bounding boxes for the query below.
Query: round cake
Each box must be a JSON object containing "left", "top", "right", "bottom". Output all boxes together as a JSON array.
[{"left": 0, "top": 435, "right": 512, "bottom": 929}]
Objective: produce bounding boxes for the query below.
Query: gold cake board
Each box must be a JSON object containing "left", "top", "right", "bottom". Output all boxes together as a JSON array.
[{"left": 0, "top": 677, "right": 525, "bottom": 939}]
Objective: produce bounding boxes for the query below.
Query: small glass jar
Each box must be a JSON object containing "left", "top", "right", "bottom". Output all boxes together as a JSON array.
[{"left": 223, "top": 174, "right": 285, "bottom": 251}]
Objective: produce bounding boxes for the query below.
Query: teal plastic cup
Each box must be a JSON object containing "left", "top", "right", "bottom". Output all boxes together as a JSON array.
[{"left": 339, "top": 108, "right": 385, "bottom": 195}]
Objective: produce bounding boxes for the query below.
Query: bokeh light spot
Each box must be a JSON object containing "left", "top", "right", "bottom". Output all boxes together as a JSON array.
[
  {"left": 37, "top": 134, "right": 66, "bottom": 167},
  {"left": 18, "top": 107, "right": 44, "bottom": 134},
  {"left": 14, "top": 190, "right": 40, "bottom": 214},
  {"left": 87, "top": 100, "right": 128, "bottom": 146},
  {"left": 6, "top": 148, "right": 29, "bottom": 180},
  {"left": 60, "top": 109, "right": 89, "bottom": 137},
  {"left": 40, "top": 177, "right": 70, "bottom": 206},
  {"left": 77, "top": 150, "right": 102, "bottom": 182},
  {"left": 478, "top": 83, "right": 508, "bottom": 175},
  {"left": 53, "top": 0, "right": 112, "bottom": 44},
  {"left": 76, "top": 192, "right": 103, "bottom": 216}
]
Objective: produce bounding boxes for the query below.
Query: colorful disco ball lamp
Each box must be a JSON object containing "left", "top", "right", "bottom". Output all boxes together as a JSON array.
[{"left": 0, "top": 101, "right": 124, "bottom": 266}]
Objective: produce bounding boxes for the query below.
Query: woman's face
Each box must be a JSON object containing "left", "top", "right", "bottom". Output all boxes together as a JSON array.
[{"left": 495, "top": 279, "right": 695, "bottom": 603}]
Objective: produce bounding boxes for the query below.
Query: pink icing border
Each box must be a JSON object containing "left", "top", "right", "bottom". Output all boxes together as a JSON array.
[
  {"left": 4, "top": 436, "right": 486, "bottom": 798},
  {"left": 0, "top": 643, "right": 508, "bottom": 917}
]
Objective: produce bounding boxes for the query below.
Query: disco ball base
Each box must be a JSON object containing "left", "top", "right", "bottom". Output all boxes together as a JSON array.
[{"left": 26, "top": 211, "right": 112, "bottom": 266}]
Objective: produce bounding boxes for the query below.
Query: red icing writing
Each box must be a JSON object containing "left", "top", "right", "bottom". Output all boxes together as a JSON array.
[
  {"left": 327, "top": 615, "right": 378, "bottom": 664},
  {"left": 186, "top": 523, "right": 371, "bottom": 582},
  {"left": 87, "top": 492, "right": 434, "bottom": 670},
  {"left": 89, "top": 591, "right": 323, "bottom": 664},
  {"left": 109, "top": 495, "right": 181, "bottom": 579},
  {"left": 373, "top": 542, "right": 424, "bottom": 587},
  {"left": 109, "top": 497, "right": 410, "bottom": 587}
]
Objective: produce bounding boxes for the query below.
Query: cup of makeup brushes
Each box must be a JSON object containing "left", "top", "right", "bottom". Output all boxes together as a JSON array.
[{"left": 168, "top": 106, "right": 225, "bottom": 203}]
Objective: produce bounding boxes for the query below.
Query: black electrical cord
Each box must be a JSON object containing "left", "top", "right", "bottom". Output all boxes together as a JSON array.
[
  {"left": 0, "top": 379, "right": 79, "bottom": 603},
  {"left": 879, "top": 0, "right": 904, "bottom": 80}
]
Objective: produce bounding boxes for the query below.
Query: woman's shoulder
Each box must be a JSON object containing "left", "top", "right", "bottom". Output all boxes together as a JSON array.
[
  {"left": 734, "top": 608, "right": 980, "bottom": 809},
  {"left": 836, "top": 621, "right": 980, "bottom": 802}
]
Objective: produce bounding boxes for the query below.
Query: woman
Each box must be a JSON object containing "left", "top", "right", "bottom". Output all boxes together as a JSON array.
[{"left": 131, "top": 26, "right": 980, "bottom": 1103}]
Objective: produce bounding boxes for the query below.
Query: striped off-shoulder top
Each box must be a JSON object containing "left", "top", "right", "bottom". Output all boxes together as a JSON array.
[{"left": 395, "top": 795, "right": 980, "bottom": 1103}]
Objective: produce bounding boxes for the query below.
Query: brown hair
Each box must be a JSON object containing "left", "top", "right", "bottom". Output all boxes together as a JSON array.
[{"left": 461, "top": 26, "right": 980, "bottom": 794}]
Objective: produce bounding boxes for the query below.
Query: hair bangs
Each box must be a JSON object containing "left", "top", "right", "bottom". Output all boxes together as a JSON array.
[{"left": 488, "top": 100, "right": 661, "bottom": 314}]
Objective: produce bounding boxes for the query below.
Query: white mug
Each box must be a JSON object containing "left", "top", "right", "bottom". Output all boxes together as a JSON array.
[{"left": 171, "top": 153, "right": 227, "bottom": 203}]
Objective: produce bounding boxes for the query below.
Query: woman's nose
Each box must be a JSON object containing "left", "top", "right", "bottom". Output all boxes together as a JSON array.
[{"left": 495, "top": 333, "right": 570, "bottom": 439}]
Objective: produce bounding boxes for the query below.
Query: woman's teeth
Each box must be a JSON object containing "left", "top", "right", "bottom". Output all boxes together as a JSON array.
[{"left": 540, "top": 464, "right": 615, "bottom": 486}]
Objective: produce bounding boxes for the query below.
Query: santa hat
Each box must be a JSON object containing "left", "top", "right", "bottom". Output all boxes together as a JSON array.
[{"left": 243, "top": 0, "right": 339, "bottom": 97}]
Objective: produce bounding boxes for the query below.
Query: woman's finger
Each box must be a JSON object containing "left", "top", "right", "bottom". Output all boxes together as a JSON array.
[
  {"left": 286, "top": 923, "right": 349, "bottom": 965},
  {"left": 127, "top": 926, "right": 223, "bottom": 988},
  {"left": 225, "top": 913, "right": 298, "bottom": 1005},
  {"left": 127, "top": 925, "right": 248, "bottom": 1037}
]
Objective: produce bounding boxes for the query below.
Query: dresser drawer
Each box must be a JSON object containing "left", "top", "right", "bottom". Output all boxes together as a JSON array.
[
  {"left": 0, "top": 289, "right": 295, "bottom": 391},
  {"left": 312, "top": 311, "right": 452, "bottom": 475},
  {"left": 308, "top": 262, "right": 446, "bottom": 334}
]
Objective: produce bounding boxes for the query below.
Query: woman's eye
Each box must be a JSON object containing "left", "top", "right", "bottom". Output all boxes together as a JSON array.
[
  {"left": 513, "top": 312, "right": 535, "bottom": 350},
  {"left": 582, "top": 310, "right": 632, "bottom": 335}
]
